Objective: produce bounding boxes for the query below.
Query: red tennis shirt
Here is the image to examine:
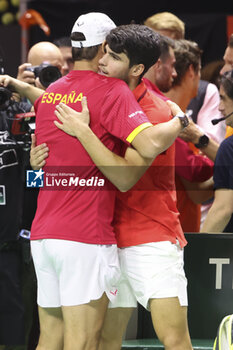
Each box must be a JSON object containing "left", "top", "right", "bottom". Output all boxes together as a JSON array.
[
  {"left": 30, "top": 70, "right": 151, "bottom": 244},
  {"left": 114, "top": 81, "right": 187, "bottom": 249}
]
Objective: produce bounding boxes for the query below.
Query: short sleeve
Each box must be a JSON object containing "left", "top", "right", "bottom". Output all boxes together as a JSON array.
[{"left": 100, "top": 81, "right": 152, "bottom": 145}]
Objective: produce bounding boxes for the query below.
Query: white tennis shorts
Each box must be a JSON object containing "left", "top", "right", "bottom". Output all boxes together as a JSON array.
[
  {"left": 31, "top": 239, "right": 120, "bottom": 307},
  {"left": 109, "top": 240, "right": 188, "bottom": 311}
]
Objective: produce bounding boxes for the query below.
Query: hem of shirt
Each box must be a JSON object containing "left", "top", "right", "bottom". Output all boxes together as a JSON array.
[
  {"left": 117, "top": 236, "right": 187, "bottom": 249},
  {"left": 30, "top": 234, "right": 117, "bottom": 245}
]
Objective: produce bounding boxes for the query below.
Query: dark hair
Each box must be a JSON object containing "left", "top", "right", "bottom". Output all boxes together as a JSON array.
[
  {"left": 172, "top": 39, "right": 202, "bottom": 86},
  {"left": 53, "top": 36, "right": 71, "bottom": 48},
  {"left": 201, "top": 59, "right": 224, "bottom": 88},
  {"left": 159, "top": 35, "right": 175, "bottom": 62},
  {"left": 70, "top": 32, "right": 100, "bottom": 61},
  {"left": 220, "top": 70, "right": 233, "bottom": 100},
  {"left": 105, "top": 24, "right": 161, "bottom": 78}
]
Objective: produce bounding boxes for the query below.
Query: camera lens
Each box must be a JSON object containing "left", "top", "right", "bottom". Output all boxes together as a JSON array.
[{"left": 39, "top": 65, "right": 62, "bottom": 88}]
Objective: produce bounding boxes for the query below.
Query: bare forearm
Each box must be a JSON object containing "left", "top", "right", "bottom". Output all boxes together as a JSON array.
[
  {"left": 1, "top": 75, "right": 43, "bottom": 103},
  {"left": 75, "top": 124, "right": 150, "bottom": 191},
  {"left": 190, "top": 131, "right": 219, "bottom": 162},
  {"left": 152, "top": 117, "right": 183, "bottom": 153},
  {"left": 200, "top": 140, "right": 219, "bottom": 162},
  {"left": 179, "top": 118, "right": 219, "bottom": 161},
  {"left": 201, "top": 205, "right": 231, "bottom": 232},
  {"left": 180, "top": 124, "right": 219, "bottom": 161},
  {"left": 13, "top": 80, "right": 44, "bottom": 103},
  {"left": 182, "top": 177, "right": 214, "bottom": 204},
  {"left": 132, "top": 117, "right": 182, "bottom": 159}
]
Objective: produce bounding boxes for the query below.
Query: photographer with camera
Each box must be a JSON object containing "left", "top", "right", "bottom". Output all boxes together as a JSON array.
[{"left": 17, "top": 41, "right": 64, "bottom": 90}]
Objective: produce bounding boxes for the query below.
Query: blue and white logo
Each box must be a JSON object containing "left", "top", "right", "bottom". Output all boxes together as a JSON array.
[{"left": 26, "top": 169, "right": 44, "bottom": 188}]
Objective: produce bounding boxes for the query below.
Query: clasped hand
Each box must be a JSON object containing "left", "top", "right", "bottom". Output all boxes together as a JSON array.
[{"left": 54, "top": 96, "right": 90, "bottom": 137}]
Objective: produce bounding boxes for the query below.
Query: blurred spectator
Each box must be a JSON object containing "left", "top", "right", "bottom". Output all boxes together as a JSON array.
[
  {"left": 53, "top": 36, "right": 74, "bottom": 75},
  {"left": 165, "top": 40, "right": 201, "bottom": 111},
  {"left": 144, "top": 11, "right": 185, "bottom": 40},
  {"left": 165, "top": 39, "right": 215, "bottom": 232},
  {"left": 220, "top": 34, "right": 233, "bottom": 75},
  {"left": 144, "top": 11, "right": 225, "bottom": 228},
  {"left": 201, "top": 59, "right": 224, "bottom": 88},
  {"left": 144, "top": 11, "right": 225, "bottom": 143},
  {"left": 144, "top": 37, "right": 214, "bottom": 232},
  {"left": 17, "top": 41, "right": 64, "bottom": 90},
  {"left": 220, "top": 34, "right": 233, "bottom": 139},
  {"left": 201, "top": 70, "right": 233, "bottom": 232},
  {"left": 144, "top": 35, "right": 177, "bottom": 95}
]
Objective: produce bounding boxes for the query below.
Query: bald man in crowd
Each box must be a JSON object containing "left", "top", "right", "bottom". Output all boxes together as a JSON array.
[{"left": 17, "top": 41, "right": 64, "bottom": 89}]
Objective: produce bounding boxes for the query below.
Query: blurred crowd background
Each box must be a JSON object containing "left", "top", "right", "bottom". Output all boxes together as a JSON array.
[{"left": 0, "top": 0, "right": 233, "bottom": 78}]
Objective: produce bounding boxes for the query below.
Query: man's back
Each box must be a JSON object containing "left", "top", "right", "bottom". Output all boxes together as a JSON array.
[{"left": 31, "top": 70, "right": 150, "bottom": 245}]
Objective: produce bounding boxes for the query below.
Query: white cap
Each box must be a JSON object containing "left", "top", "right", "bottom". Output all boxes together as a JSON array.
[{"left": 71, "top": 12, "right": 116, "bottom": 48}]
